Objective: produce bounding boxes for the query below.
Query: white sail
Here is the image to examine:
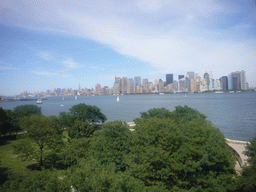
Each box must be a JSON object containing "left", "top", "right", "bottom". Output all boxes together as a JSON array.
[
  {"left": 75, "top": 96, "right": 77, "bottom": 100},
  {"left": 117, "top": 96, "right": 119, "bottom": 102}
]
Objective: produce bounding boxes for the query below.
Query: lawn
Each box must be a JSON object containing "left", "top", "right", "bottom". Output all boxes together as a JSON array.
[{"left": 0, "top": 131, "right": 69, "bottom": 185}]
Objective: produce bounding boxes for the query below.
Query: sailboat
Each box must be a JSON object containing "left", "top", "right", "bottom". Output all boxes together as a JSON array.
[
  {"left": 117, "top": 95, "right": 119, "bottom": 102},
  {"left": 62, "top": 97, "right": 64, "bottom": 101},
  {"left": 75, "top": 95, "right": 77, "bottom": 100},
  {"left": 185, "top": 94, "right": 186, "bottom": 98}
]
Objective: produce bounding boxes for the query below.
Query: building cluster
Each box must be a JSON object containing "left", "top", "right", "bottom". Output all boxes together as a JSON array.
[
  {"left": 19, "top": 70, "right": 249, "bottom": 97},
  {"left": 101, "top": 70, "right": 249, "bottom": 95}
]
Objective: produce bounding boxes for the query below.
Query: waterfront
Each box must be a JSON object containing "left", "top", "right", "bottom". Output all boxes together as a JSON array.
[{"left": 1, "top": 92, "right": 256, "bottom": 141}]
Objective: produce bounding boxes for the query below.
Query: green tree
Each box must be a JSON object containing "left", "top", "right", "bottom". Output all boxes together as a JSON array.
[
  {"left": 58, "top": 111, "right": 76, "bottom": 128},
  {"left": 68, "top": 119, "right": 98, "bottom": 139},
  {"left": 19, "top": 115, "right": 62, "bottom": 167},
  {"left": 235, "top": 134, "right": 256, "bottom": 191},
  {"left": 13, "top": 104, "right": 42, "bottom": 118},
  {"left": 0, "top": 107, "right": 12, "bottom": 135},
  {"left": 127, "top": 106, "right": 235, "bottom": 191},
  {"left": 69, "top": 103, "right": 107, "bottom": 123},
  {"left": 89, "top": 121, "right": 132, "bottom": 172},
  {"left": 139, "top": 107, "right": 172, "bottom": 119}
]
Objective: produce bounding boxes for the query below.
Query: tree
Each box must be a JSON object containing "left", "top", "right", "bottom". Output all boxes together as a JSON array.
[
  {"left": 0, "top": 107, "right": 11, "bottom": 135},
  {"left": 89, "top": 121, "right": 132, "bottom": 172},
  {"left": 68, "top": 119, "right": 98, "bottom": 139},
  {"left": 13, "top": 104, "right": 42, "bottom": 118},
  {"left": 69, "top": 103, "right": 107, "bottom": 123},
  {"left": 19, "top": 115, "right": 62, "bottom": 167},
  {"left": 235, "top": 134, "right": 256, "bottom": 191},
  {"left": 127, "top": 106, "right": 235, "bottom": 191}
]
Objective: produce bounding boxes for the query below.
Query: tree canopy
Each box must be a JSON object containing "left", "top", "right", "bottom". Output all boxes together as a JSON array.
[
  {"left": 13, "top": 104, "right": 42, "bottom": 118},
  {"left": 69, "top": 103, "right": 107, "bottom": 123},
  {"left": 19, "top": 115, "right": 62, "bottom": 167}
]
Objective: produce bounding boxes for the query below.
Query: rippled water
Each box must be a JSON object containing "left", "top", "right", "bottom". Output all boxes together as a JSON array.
[{"left": 1, "top": 92, "right": 256, "bottom": 141}]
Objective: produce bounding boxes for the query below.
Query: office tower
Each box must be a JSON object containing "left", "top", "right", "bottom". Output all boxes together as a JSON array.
[
  {"left": 187, "top": 72, "right": 194, "bottom": 79},
  {"left": 204, "top": 72, "right": 210, "bottom": 90},
  {"left": 134, "top": 76, "right": 141, "bottom": 86},
  {"left": 159, "top": 79, "right": 164, "bottom": 92},
  {"left": 228, "top": 73, "right": 233, "bottom": 90},
  {"left": 115, "top": 76, "right": 122, "bottom": 92},
  {"left": 122, "top": 77, "right": 128, "bottom": 94},
  {"left": 166, "top": 74, "right": 173, "bottom": 85},
  {"left": 220, "top": 76, "right": 228, "bottom": 91},
  {"left": 189, "top": 79, "right": 196, "bottom": 93},
  {"left": 79, "top": 83, "right": 81, "bottom": 92},
  {"left": 241, "top": 70, "right": 246, "bottom": 90},
  {"left": 231, "top": 72, "right": 241, "bottom": 90},
  {"left": 178, "top": 75, "right": 184, "bottom": 80},
  {"left": 95, "top": 84, "right": 101, "bottom": 95},
  {"left": 127, "top": 78, "right": 134, "bottom": 94},
  {"left": 178, "top": 78, "right": 186, "bottom": 92},
  {"left": 173, "top": 80, "right": 178, "bottom": 91},
  {"left": 233, "top": 76, "right": 237, "bottom": 90},
  {"left": 112, "top": 82, "right": 119, "bottom": 94},
  {"left": 142, "top": 78, "right": 148, "bottom": 86}
]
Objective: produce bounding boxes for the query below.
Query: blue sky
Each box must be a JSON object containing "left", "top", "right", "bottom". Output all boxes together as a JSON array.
[{"left": 0, "top": 0, "right": 255, "bottom": 96}]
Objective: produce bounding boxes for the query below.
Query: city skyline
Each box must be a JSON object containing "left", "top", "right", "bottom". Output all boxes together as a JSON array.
[
  {"left": 1, "top": 0, "right": 256, "bottom": 96},
  {"left": 14, "top": 70, "right": 250, "bottom": 97}
]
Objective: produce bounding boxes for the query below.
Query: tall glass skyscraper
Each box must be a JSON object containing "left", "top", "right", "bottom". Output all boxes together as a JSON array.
[{"left": 166, "top": 74, "right": 173, "bottom": 85}]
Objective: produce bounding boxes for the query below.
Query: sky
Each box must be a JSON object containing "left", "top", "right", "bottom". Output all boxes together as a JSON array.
[{"left": 0, "top": 0, "right": 255, "bottom": 96}]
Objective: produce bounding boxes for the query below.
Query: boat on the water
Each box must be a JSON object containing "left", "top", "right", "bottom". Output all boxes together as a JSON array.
[
  {"left": 117, "top": 96, "right": 119, "bottom": 102},
  {"left": 37, "top": 99, "right": 42, "bottom": 104}
]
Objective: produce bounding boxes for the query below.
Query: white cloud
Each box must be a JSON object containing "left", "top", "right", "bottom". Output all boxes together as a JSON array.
[
  {"left": 37, "top": 52, "right": 54, "bottom": 61},
  {"left": 1, "top": 0, "right": 256, "bottom": 85},
  {"left": 61, "top": 59, "right": 79, "bottom": 69}
]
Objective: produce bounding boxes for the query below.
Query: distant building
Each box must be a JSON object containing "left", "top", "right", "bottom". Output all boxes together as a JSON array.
[
  {"left": 178, "top": 75, "right": 184, "bottom": 80},
  {"left": 122, "top": 77, "right": 128, "bottom": 94},
  {"left": 95, "top": 84, "right": 101, "bottom": 95},
  {"left": 228, "top": 73, "right": 233, "bottom": 90},
  {"left": 166, "top": 74, "right": 173, "bottom": 85},
  {"left": 134, "top": 76, "right": 141, "bottom": 86},
  {"left": 241, "top": 70, "right": 246, "bottom": 90},
  {"left": 232, "top": 72, "right": 241, "bottom": 90},
  {"left": 220, "top": 76, "right": 228, "bottom": 91},
  {"left": 187, "top": 72, "right": 194, "bottom": 79},
  {"left": 204, "top": 72, "right": 210, "bottom": 90}
]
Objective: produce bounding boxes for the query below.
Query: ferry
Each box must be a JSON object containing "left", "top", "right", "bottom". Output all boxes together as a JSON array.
[{"left": 37, "top": 99, "right": 42, "bottom": 104}]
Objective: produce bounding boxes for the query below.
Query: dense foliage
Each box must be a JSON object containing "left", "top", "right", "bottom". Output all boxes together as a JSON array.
[
  {"left": 69, "top": 103, "right": 107, "bottom": 123},
  {"left": 18, "top": 115, "right": 62, "bottom": 167},
  {"left": 235, "top": 134, "right": 256, "bottom": 191},
  {"left": 13, "top": 104, "right": 42, "bottom": 117},
  {"left": 2, "top": 104, "right": 255, "bottom": 191}
]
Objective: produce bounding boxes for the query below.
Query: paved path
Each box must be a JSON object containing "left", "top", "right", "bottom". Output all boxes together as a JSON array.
[{"left": 225, "top": 139, "right": 249, "bottom": 170}]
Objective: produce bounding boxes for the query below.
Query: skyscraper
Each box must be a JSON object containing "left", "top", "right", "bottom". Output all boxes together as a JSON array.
[
  {"left": 204, "top": 72, "right": 210, "bottom": 90},
  {"left": 134, "top": 76, "right": 141, "bottom": 86},
  {"left": 178, "top": 75, "right": 184, "bottom": 80},
  {"left": 231, "top": 72, "right": 241, "bottom": 90},
  {"left": 228, "top": 73, "right": 233, "bottom": 90},
  {"left": 187, "top": 72, "right": 194, "bottom": 79},
  {"left": 122, "top": 77, "right": 128, "bottom": 94},
  {"left": 166, "top": 74, "right": 173, "bottom": 85},
  {"left": 241, "top": 70, "right": 246, "bottom": 90},
  {"left": 220, "top": 76, "right": 228, "bottom": 91}
]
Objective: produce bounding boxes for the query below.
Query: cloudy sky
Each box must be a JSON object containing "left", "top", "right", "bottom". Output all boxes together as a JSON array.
[{"left": 0, "top": 0, "right": 255, "bottom": 95}]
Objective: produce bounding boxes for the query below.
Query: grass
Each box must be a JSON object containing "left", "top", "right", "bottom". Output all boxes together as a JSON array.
[{"left": 0, "top": 131, "right": 70, "bottom": 185}]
